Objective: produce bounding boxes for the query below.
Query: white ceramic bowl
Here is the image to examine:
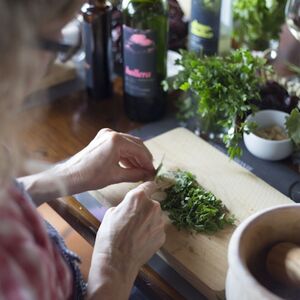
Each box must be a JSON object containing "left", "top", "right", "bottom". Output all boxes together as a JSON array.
[
  {"left": 226, "top": 204, "right": 300, "bottom": 300},
  {"left": 243, "top": 110, "right": 293, "bottom": 161}
]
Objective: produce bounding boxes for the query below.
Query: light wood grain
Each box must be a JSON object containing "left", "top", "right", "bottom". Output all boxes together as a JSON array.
[{"left": 89, "top": 127, "right": 292, "bottom": 299}]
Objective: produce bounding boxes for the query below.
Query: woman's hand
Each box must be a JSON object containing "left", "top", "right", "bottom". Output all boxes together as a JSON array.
[
  {"left": 19, "top": 129, "right": 156, "bottom": 205},
  {"left": 64, "top": 128, "right": 156, "bottom": 193},
  {"left": 88, "top": 182, "right": 166, "bottom": 300}
]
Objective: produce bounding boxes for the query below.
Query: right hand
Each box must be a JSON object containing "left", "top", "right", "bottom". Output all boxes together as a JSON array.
[
  {"left": 60, "top": 128, "right": 156, "bottom": 195},
  {"left": 88, "top": 182, "right": 166, "bottom": 298}
]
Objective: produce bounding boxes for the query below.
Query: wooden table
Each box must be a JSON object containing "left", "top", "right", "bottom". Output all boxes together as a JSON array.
[
  {"left": 19, "top": 52, "right": 300, "bottom": 298},
  {"left": 20, "top": 78, "right": 185, "bottom": 299}
]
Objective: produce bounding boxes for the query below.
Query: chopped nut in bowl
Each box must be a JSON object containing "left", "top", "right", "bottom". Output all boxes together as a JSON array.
[
  {"left": 254, "top": 125, "right": 288, "bottom": 141},
  {"left": 243, "top": 110, "right": 293, "bottom": 161}
]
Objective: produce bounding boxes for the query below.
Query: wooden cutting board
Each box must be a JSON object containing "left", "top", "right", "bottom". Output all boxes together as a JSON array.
[{"left": 89, "top": 127, "right": 293, "bottom": 299}]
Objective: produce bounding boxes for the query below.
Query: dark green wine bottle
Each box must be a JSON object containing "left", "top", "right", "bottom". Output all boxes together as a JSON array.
[{"left": 122, "top": 0, "right": 168, "bottom": 122}]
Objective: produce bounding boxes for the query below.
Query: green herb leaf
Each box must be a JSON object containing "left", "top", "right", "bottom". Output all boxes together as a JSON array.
[
  {"left": 160, "top": 170, "right": 235, "bottom": 234},
  {"left": 286, "top": 62, "right": 300, "bottom": 77},
  {"left": 233, "top": 0, "right": 287, "bottom": 50},
  {"left": 286, "top": 108, "right": 300, "bottom": 147},
  {"left": 180, "top": 82, "right": 190, "bottom": 91}
]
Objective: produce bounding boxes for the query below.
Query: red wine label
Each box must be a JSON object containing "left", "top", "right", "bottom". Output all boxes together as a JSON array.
[{"left": 123, "top": 25, "right": 157, "bottom": 97}]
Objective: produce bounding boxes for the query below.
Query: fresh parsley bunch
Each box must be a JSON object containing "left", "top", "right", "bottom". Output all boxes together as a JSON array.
[
  {"left": 164, "top": 49, "right": 272, "bottom": 158},
  {"left": 233, "top": 0, "right": 286, "bottom": 50},
  {"left": 160, "top": 170, "right": 235, "bottom": 234}
]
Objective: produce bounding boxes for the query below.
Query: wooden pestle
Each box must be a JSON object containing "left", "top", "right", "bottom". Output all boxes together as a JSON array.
[{"left": 266, "top": 242, "right": 300, "bottom": 287}]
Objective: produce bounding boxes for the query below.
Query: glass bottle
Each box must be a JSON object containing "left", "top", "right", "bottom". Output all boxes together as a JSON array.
[
  {"left": 82, "top": 0, "right": 113, "bottom": 100},
  {"left": 111, "top": 0, "right": 123, "bottom": 76},
  {"left": 122, "top": 0, "right": 169, "bottom": 122},
  {"left": 188, "top": 0, "right": 232, "bottom": 56}
]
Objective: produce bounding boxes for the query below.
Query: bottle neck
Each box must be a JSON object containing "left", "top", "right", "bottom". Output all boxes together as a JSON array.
[
  {"left": 110, "top": 0, "right": 121, "bottom": 6},
  {"left": 89, "top": 0, "right": 106, "bottom": 8}
]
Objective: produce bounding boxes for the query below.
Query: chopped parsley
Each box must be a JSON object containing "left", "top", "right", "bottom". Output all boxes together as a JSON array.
[{"left": 159, "top": 170, "right": 235, "bottom": 234}]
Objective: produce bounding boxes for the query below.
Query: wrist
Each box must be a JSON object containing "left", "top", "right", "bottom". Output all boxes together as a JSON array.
[
  {"left": 18, "top": 163, "right": 74, "bottom": 205},
  {"left": 51, "top": 162, "right": 80, "bottom": 195},
  {"left": 88, "top": 253, "right": 138, "bottom": 299},
  {"left": 56, "top": 154, "right": 101, "bottom": 195}
]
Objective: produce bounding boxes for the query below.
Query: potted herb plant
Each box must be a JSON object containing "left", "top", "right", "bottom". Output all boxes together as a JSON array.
[
  {"left": 163, "top": 49, "right": 272, "bottom": 158},
  {"left": 233, "top": 0, "right": 287, "bottom": 51}
]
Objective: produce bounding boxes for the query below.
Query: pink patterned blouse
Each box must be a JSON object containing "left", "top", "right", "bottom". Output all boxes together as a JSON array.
[{"left": 0, "top": 183, "right": 74, "bottom": 300}]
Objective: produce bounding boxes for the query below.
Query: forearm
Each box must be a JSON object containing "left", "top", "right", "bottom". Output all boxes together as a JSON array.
[{"left": 18, "top": 163, "right": 76, "bottom": 206}]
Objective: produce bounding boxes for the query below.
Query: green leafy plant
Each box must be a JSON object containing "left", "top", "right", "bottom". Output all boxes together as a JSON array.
[
  {"left": 233, "top": 0, "right": 287, "bottom": 50},
  {"left": 163, "top": 48, "right": 272, "bottom": 158},
  {"left": 160, "top": 170, "right": 235, "bottom": 234},
  {"left": 286, "top": 108, "right": 300, "bottom": 148},
  {"left": 287, "top": 62, "right": 300, "bottom": 75}
]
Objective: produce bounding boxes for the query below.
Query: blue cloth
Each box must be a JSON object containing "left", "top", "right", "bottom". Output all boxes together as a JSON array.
[{"left": 46, "top": 222, "right": 87, "bottom": 300}]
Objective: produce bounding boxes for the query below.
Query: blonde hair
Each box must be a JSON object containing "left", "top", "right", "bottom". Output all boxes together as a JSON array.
[{"left": 0, "top": 0, "right": 82, "bottom": 184}]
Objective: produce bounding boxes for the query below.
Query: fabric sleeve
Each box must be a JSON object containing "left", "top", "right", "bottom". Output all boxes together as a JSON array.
[{"left": 0, "top": 187, "right": 73, "bottom": 300}]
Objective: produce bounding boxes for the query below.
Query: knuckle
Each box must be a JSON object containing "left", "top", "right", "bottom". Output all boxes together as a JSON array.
[
  {"left": 106, "top": 207, "right": 115, "bottom": 215},
  {"left": 125, "top": 189, "right": 146, "bottom": 206},
  {"left": 125, "top": 189, "right": 135, "bottom": 198},
  {"left": 133, "top": 189, "right": 146, "bottom": 200},
  {"left": 110, "top": 132, "right": 120, "bottom": 143},
  {"left": 98, "top": 128, "right": 111, "bottom": 136},
  {"left": 100, "top": 128, "right": 112, "bottom": 133},
  {"left": 124, "top": 191, "right": 135, "bottom": 204},
  {"left": 152, "top": 200, "right": 161, "bottom": 211}
]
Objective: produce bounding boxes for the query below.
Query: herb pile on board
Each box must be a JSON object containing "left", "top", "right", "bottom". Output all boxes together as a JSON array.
[{"left": 159, "top": 170, "right": 235, "bottom": 234}]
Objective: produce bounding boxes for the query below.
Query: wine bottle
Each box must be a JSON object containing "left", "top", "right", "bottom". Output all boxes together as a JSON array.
[
  {"left": 122, "top": 0, "right": 168, "bottom": 122},
  {"left": 81, "top": 0, "right": 113, "bottom": 100},
  {"left": 188, "top": 0, "right": 232, "bottom": 56},
  {"left": 111, "top": 0, "right": 123, "bottom": 77}
]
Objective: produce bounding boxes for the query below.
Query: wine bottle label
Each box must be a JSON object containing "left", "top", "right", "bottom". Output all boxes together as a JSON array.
[
  {"left": 123, "top": 25, "right": 157, "bottom": 98},
  {"left": 188, "top": 0, "right": 221, "bottom": 55}
]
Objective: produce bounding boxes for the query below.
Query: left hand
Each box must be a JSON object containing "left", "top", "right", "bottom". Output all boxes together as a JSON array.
[
  {"left": 87, "top": 181, "right": 166, "bottom": 299},
  {"left": 61, "top": 128, "right": 156, "bottom": 193}
]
